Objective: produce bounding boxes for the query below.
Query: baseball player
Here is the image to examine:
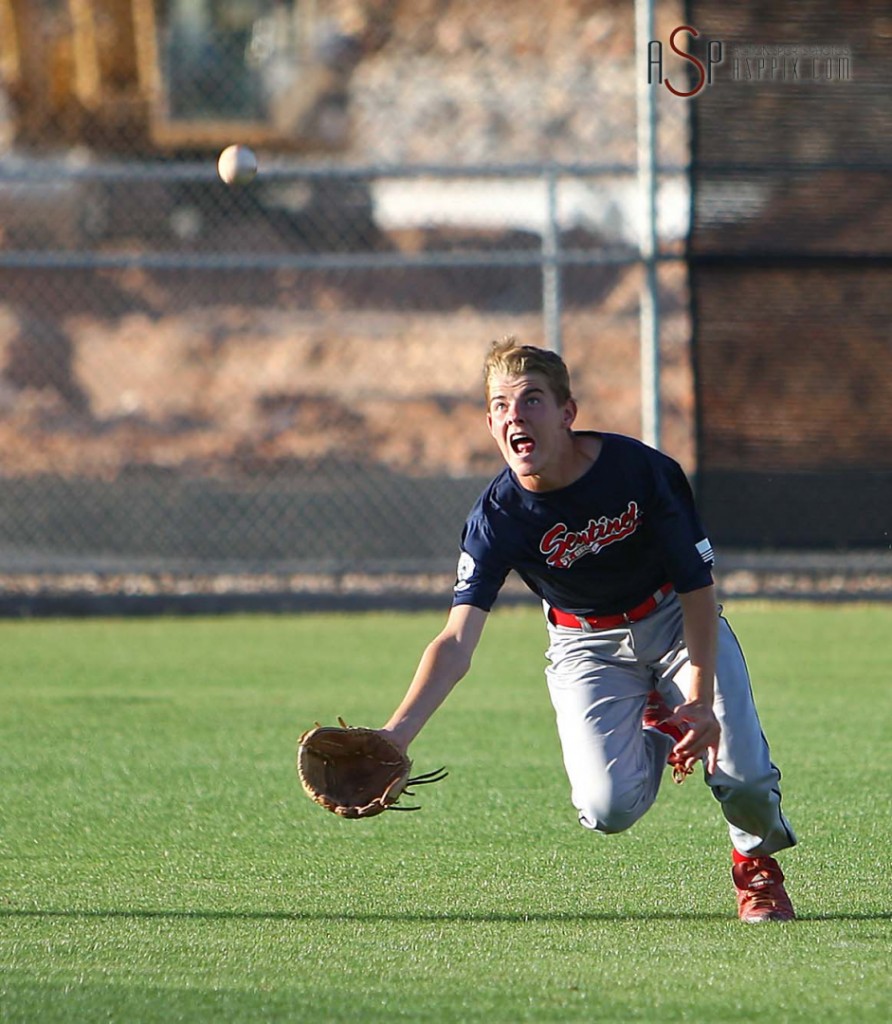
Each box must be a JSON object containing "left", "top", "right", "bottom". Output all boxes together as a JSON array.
[{"left": 379, "top": 337, "right": 797, "bottom": 923}]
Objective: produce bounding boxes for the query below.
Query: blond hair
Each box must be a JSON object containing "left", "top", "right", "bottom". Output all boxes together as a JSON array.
[{"left": 483, "top": 337, "right": 572, "bottom": 405}]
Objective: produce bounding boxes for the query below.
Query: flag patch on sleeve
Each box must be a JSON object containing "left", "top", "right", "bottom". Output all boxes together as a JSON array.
[{"left": 696, "top": 537, "right": 715, "bottom": 565}]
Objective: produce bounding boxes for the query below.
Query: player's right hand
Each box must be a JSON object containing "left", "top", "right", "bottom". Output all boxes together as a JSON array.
[{"left": 672, "top": 700, "right": 721, "bottom": 775}]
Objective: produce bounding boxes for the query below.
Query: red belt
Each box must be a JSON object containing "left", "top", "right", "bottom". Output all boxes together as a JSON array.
[{"left": 548, "top": 583, "right": 674, "bottom": 630}]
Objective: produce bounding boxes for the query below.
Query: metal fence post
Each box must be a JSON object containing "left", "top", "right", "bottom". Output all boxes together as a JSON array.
[
  {"left": 541, "top": 166, "right": 563, "bottom": 356},
  {"left": 635, "top": 0, "right": 661, "bottom": 449}
]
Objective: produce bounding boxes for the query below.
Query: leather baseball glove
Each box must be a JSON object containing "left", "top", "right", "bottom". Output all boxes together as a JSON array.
[{"left": 297, "top": 718, "right": 447, "bottom": 819}]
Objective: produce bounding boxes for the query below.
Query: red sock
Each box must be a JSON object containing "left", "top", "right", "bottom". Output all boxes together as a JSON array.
[{"left": 732, "top": 849, "right": 753, "bottom": 865}]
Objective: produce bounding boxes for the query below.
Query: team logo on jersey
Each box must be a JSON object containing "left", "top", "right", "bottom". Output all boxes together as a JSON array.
[
  {"left": 454, "top": 550, "right": 476, "bottom": 592},
  {"left": 540, "top": 501, "right": 642, "bottom": 569}
]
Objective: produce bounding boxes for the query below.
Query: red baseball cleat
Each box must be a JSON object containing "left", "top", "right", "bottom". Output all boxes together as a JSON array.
[
  {"left": 732, "top": 856, "right": 796, "bottom": 923},
  {"left": 643, "top": 689, "right": 693, "bottom": 784}
]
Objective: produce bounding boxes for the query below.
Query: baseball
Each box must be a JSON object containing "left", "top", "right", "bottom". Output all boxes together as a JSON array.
[{"left": 217, "top": 144, "right": 257, "bottom": 186}]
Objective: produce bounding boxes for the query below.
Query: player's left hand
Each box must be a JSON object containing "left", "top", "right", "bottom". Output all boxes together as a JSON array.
[{"left": 671, "top": 700, "right": 720, "bottom": 776}]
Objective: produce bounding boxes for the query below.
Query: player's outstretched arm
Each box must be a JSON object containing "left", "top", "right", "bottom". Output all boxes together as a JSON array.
[{"left": 379, "top": 604, "right": 488, "bottom": 753}]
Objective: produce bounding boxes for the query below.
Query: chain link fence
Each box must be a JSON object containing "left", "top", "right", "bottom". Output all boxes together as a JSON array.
[
  {"left": 688, "top": 0, "right": 892, "bottom": 562},
  {"left": 0, "top": 0, "right": 695, "bottom": 610},
  {"left": 0, "top": 1, "right": 887, "bottom": 611},
  {"left": 0, "top": 164, "right": 692, "bottom": 592}
]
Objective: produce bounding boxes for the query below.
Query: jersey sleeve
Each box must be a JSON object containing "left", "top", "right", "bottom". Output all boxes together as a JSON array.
[
  {"left": 648, "top": 454, "right": 715, "bottom": 593},
  {"left": 451, "top": 514, "right": 511, "bottom": 612}
]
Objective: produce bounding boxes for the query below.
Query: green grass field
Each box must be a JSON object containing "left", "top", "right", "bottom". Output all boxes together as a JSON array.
[{"left": 1, "top": 603, "right": 890, "bottom": 1023}]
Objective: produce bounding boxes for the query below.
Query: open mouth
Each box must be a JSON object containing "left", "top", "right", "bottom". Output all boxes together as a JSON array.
[{"left": 509, "top": 433, "right": 535, "bottom": 456}]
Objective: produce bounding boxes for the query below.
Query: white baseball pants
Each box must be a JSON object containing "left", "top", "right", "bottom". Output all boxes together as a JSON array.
[{"left": 544, "top": 592, "right": 797, "bottom": 857}]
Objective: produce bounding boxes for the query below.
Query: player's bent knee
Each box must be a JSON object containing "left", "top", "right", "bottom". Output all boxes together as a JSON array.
[
  {"left": 577, "top": 806, "right": 638, "bottom": 834},
  {"left": 574, "top": 786, "right": 650, "bottom": 835}
]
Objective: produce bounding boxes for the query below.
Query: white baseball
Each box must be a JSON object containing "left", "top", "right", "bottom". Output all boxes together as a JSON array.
[{"left": 217, "top": 145, "right": 258, "bottom": 186}]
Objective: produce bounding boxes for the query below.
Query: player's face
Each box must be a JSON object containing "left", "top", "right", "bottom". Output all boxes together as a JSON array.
[{"left": 486, "top": 371, "right": 577, "bottom": 487}]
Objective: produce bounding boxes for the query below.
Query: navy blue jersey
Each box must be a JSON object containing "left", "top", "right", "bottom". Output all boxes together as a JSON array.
[{"left": 452, "top": 432, "right": 715, "bottom": 615}]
